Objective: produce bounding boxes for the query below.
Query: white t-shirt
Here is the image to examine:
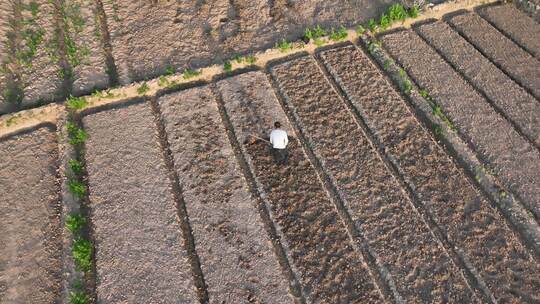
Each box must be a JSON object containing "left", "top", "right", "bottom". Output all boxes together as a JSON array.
[{"left": 270, "top": 129, "right": 289, "bottom": 149}]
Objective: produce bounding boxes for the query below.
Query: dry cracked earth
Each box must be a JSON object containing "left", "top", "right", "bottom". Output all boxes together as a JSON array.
[{"left": 1, "top": 1, "right": 540, "bottom": 304}]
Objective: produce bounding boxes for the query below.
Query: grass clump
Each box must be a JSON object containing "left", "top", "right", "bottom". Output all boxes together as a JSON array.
[
  {"left": 136, "top": 82, "right": 150, "bottom": 95},
  {"left": 91, "top": 89, "right": 115, "bottom": 99},
  {"left": 183, "top": 69, "right": 201, "bottom": 80},
  {"left": 66, "top": 213, "right": 86, "bottom": 234},
  {"left": 233, "top": 55, "right": 243, "bottom": 63},
  {"left": 66, "top": 122, "right": 88, "bottom": 146},
  {"left": 245, "top": 55, "right": 257, "bottom": 65},
  {"left": 158, "top": 75, "right": 169, "bottom": 87},
  {"left": 223, "top": 60, "right": 232, "bottom": 72},
  {"left": 329, "top": 26, "right": 348, "bottom": 41},
  {"left": 356, "top": 24, "right": 366, "bottom": 35},
  {"left": 69, "top": 159, "right": 84, "bottom": 175},
  {"left": 72, "top": 238, "right": 93, "bottom": 272},
  {"left": 378, "top": 4, "right": 421, "bottom": 31},
  {"left": 276, "top": 39, "right": 293, "bottom": 52},
  {"left": 66, "top": 95, "right": 88, "bottom": 110},
  {"left": 68, "top": 179, "right": 87, "bottom": 199},
  {"left": 69, "top": 291, "right": 90, "bottom": 304},
  {"left": 165, "top": 66, "right": 175, "bottom": 76}
]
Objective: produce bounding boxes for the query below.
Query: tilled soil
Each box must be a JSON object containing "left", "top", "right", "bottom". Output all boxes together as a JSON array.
[
  {"left": 158, "top": 87, "right": 293, "bottom": 304},
  {"left": 217, "top": 72, "right": 383, "bottom": 304},
  {"left": 22, "top": 0, "right": 64, "bottom": 104},
  {"left": 70, "top": 0, "right": 109, "bottom": 95},
  {"left": 82, "top": 102, "right": 198, "bottom": 303},
  {"left": 381, "top": 28, "right": 540, "bottom": 221},
  {"left": 270, "top": 56, "right": 476, "bottom": 303},
  {"left": 446, "top": 11, "right": 540, "bottom": 99},
  {"left": 415, "top": 20, "right": 540, "bottom": 148},
  {"left": 320, "top": 44, "right": 540, "bottom": 303},
  {"left": 0, "top": 126, "right": 62, "bottom": 303},
  {"left": 477, "top": 4, "right": 540, "bottom": 59},
  {"left": 101, "top": 0, "right": 393, "bottom": 84}
]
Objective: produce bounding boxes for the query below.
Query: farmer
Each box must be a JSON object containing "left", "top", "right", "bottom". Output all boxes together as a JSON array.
[{"left": 270, "top": 121, "right": 289, "bottom": 165}]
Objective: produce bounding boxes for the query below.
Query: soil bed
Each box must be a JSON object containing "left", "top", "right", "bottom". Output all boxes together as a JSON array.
[
  {"left": 446, "top": 12, "right": 540, "bottom": 99},
  {"left": 82, "top": 102, "right": 198, "bottom": 303},
  {"left": 68, "top": 0, "right": 109, "bottom": 95},
  {"left": 0, "top": 126, "right": 62, "bottom": 302},
  {"left": 21, "top": 0, "right": 64, "bottom": 105},
  {"left": 415, "top": 20, "right": 540, "bottom": 148},
  {"left": 477, "top": 4, "right": 540, "bottom": 59},
  {"left": 158, "top": 87, "right": 293, "bottom": 304},
  {"left": 102, "top": 0, "right": 393, "bottom": 84},
  {"left": 217, "top": 72, "right": 383, "bottom": 304},
  {"left": 380, "top": 29, "right": 540, "bottom": 221},
  {"left": 270, "top": 56, "right": 475, "bottom": 303},
  {"left": 320, "top": 44, "right": 540, "bottom": 303}
]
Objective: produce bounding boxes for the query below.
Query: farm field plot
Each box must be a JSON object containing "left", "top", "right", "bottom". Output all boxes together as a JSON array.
[
  {"left": 101, "top": 0, "right": 393, "bottom": 84},
  {"left": 64, "top": 0, "right": 110, "bottom": 95},
  {"left": 158, "top": 87, "right": 293, "bottom": 303},
  {"left": 0, "top": 126, "right": 62, "bottom": 302},
  {"left": 446, "top": 11, "right": 540, "bottom": 99},
  {"left": 476, "top": 4, "right": 540, "bottom": 59},
  {"left": 414, "top": 20, "right": 540, "bottom": 148},
  {"left": 270, "top": 56, "right": 476, "bottom": 303},
  {"left": 1, "top": 2, "right": 540, "bottom": 303},
  {"left": 380, "top": 28, "right": 540, "bottom": 221},
  {"left": 217, "top": 72, "right": 384, "bottom": 303},
  {"left": 82, "top": 102, "right": 198, "bottom": 303},
  {"left": 319, "top": 44, "right": 540, "bottom": 303}
]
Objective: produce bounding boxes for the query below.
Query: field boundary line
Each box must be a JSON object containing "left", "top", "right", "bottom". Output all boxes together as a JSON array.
[
  {"left": 311, "top": 48, "right": 496, "bottom": 303},
  {"left": 265, "top": 60, "right": 402, "bottom": 304},
  {"left": 93, "top": 0, "right": 119, "bottom": 86},
  {"left": 443, "top": 11, "right": 540, "bottom": 101},
  {"left": 411, "top": 21, "right": 540, "bottom": 152},
  {"left": 363, "top": 34, "right": 540, "bottom": 257},
  {"left": 148, "top": 96, "right": 209, "bottom": 304},
  {"left": 210, "top": 84, "right": 306, "bottom": 304}
]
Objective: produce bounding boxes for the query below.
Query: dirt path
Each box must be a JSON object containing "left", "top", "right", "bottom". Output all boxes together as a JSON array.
[
  {"left": 381, "top": 28, "right": 540, "bottom": 222},
  {"left": 82, "top": 102, "right": 198, "bottom": 303},
  {"left": 320, "top": 44, "right": 540, "bottom": 303},
  {"left": 446, "top": 11, "right": 540, "bottom": 99},
  {"left": 270, "top": 56, "right": 477, "bottom": 303},
  {"left": 217, "top": 72, "right": 383, "bottom": 304},
  {"left": 477, "top": 4, "right": 540, "bottom": 59},
  {"left": 0, "top": 126, "right": 62, "bottom": 303},
  {"left": 158, "top": 87, "right": 293, "bottom": 304},
  {"left": 415, "top": 20, "right": 540, "bottom": 149},
  {"left": 68, "top": 0, "right": 109, "bottom": 95}
]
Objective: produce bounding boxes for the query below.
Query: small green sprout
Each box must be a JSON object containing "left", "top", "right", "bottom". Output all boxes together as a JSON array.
[
  {"left": 182, "top": 69, "right": 201, "bottom": 79},
  {"left": 68, "top": 179, "right": 87, "bottom": 199},
  {"left": 66, "top": 95, "right": 88, "bottom": 111},
  {"left": 276, "top": 39, "right": 293, "bottom": 52},
  {"left": 223, "top": 60, "right": 232, "bottom": 72},
  {"left": 158, "top": 75, "right": 169, "bottom": 87},
  {"left": 69, "top": 291, "right": 90, "bottom": 304},
  {"left": 356, "top": 24, "right": 366, "bottom": 35},
  {"left": 72, "top": 238, "right": 93, "bottom": 272},
  {"left": 66, "top": 122, "right": 88, "bottom": 146},
  {"left": 66, "top": 213, "right": 86, "bottom": 234},
  {"left": 245, "top": 55, "right": 257, "bottom": 65},
  {"left": 165, "top": 66, "right": 175, "bottom": 76},
  {"left": 69, "top": 159, "right": 84, "bottom": 175},
  {"left": 329, "top": 26, "right": 348, "bottom": 41},
  {"left": 137, "top": 82, "right": 150, "bottom": 95}
]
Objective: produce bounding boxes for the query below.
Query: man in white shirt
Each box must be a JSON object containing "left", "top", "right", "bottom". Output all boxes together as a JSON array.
[{"left": 270, "top": 121, "right": 289, "bottom": 165}]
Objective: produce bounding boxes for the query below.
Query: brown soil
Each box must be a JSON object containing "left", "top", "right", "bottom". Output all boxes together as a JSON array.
[
  {"left": 381, "top": 28, "right": 540, "bottom": 221},
  {"left": 217, "top": 72, "right": 383, "bottom": 304},
  {"left": 477, "top": 4, "right": 540, "bottom": 59},
  {"left": 320, "top": 44, "right": 540, "bottom": 303},
  {"left": 270, "top": 56, "right": 476, "bottom": 303},
  {"left": 446, "top": 11, "right": 540, "bottom": 99},
  {"left": 102, "top": 0, "right": 394, "bottom": 84},
  {"left": 0, "top": 126, "right": 62, "bottom": 303},
  {"left": 415, "top": 20, "right": 540, "bottom": 148},
  {"left": 82, "top": 102, "right": 198, "bottom": 303},
  {"left": 70, "top": 0, "right": 109, "bottom": 95},
  {"left": 158, "top": 87, "right": 293, "bottom": 303}
]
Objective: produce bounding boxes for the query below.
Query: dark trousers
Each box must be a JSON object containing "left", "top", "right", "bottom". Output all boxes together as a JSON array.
[{"left": 272, "top": 148, "right": 288, "bottom": 165}]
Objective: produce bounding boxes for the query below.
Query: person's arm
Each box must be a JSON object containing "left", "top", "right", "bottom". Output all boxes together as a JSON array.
[
  {"left": 270, "top": 131, "right": 274, "bottom": 145},
  {"left": 284, "top": 132, "right": 289, "bottom": 146}
]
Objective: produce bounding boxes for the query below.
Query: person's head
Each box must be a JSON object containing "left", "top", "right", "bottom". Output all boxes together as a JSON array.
[{"left": 274, "top": 121, "right": 281, "bottom": 129}]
